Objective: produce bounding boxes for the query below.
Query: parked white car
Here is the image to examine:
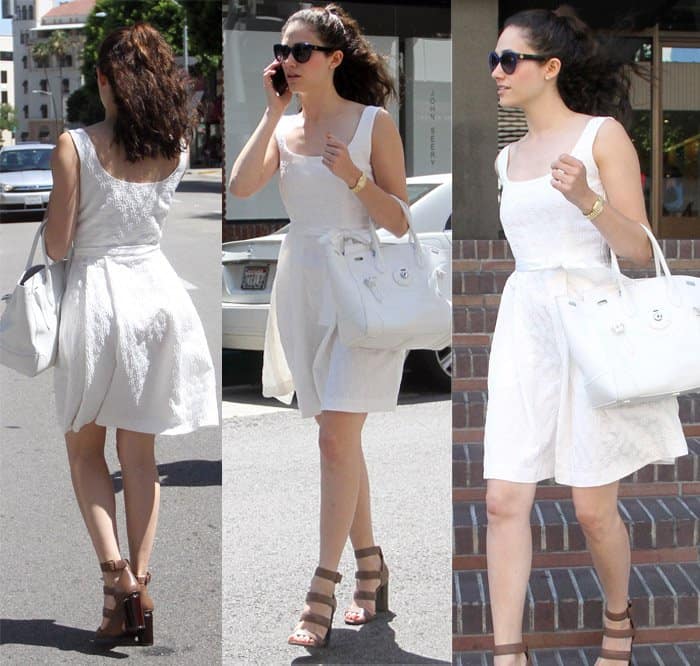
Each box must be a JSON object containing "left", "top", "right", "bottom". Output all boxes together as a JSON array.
[
  {"left": 0, "top": 143, "right": 54, "bottom": 218},
  {"left": 222, "top": 173, "right": 452, "bottom": 389}
]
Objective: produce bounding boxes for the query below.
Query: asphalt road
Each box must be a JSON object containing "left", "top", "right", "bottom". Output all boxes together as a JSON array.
[
  {"left": 222, "top": 399, "right": 452, "bottom": 665},
  {"left": 0, "top": 170, "right": 223, "bottom": 665}
]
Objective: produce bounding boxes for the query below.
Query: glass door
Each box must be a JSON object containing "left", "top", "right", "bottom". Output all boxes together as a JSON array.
[{"left": 658, "top": 39, "right": 700, "bottom": 238}]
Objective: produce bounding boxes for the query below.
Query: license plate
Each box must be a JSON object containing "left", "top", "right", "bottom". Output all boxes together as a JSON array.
[
  {"left": 24, "top": 195, "right": 42, "bottom": 206},
  {"left": 241, "top": 265, "right": 268, "bottom": 290}
]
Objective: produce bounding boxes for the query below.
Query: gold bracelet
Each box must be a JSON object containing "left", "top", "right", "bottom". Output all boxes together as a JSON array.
[
  {"left": 582, "top": 195, "right": 604, "bottom": 220},
  {"left": 349, "top": 172, "right": 367, "bottom": 194}
]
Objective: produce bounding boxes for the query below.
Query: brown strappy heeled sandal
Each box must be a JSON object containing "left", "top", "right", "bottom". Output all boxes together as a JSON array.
[
  {"left": 344, "top": 545, "right": 389, "bottom": 625},
  {"left": 287, "top": 567, "right": 342, "bottom": 648},
  {"left": 599, "top": 603, "right": 635, "bottom": 664},
  {"left": 493, "top": 642, "right": 531, "bottom": 665},
  {"left": 135, "top": 572, "right": 154, "bottom": 646},
  {"left": 94, "top": 559, "right": 145, "bottom": 647}
]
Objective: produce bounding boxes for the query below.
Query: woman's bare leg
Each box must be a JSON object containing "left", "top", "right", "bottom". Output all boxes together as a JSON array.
[
  {"left": 65, "top": 421, "right": 121, "bottom": 628},
  {"left": 115, "top": 429, "right": 159, "bottom": 579},
  {"left": 486, "top": 479, "right": 537, "bottom": 666},
  {"left": 289, "top": 410, "right": 367, "bottom": 644},
  {"left": 572, "top": 483, "right": 632, "bottom": 666}
]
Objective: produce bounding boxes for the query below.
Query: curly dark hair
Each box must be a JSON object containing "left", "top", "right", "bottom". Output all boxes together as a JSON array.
[
  {"left": 97, "top": 22, "right": 197, "bottom": 162},
  {"left": 281, "top": 3, "right": 396, "bottom": 108},
  {"left": 504, "top": 6, "right": 634, "bottom": 125}
]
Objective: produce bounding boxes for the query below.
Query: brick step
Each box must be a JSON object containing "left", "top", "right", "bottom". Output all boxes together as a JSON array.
[
  {"left": 453, "top": 439, "right": 700, "bottom": 490},
  {"left": 454, "top": 496, "right": 700, "bottom": 558},
  {"left": 453, "top": 390, "right": 700, "bottom": 429},
  {"left": 453, "top": 563, "right": 700, "bottom": 638},
  {"left": 454, "top": 642, "right": 700, "bottom": 665}
]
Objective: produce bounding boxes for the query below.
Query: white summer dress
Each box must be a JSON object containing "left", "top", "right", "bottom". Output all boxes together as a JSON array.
[
  {"left": 54, "top": 128, "right": 219, "bottom": 435},
  {"left": 262, "top": 105, "right": 406, "bottom": 418},
  {"left": 483, "top": 116, "right": 688, "bottom": 487}
]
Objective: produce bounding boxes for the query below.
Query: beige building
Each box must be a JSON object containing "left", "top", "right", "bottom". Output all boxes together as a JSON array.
[
  {"left": 0, "top": 33, "right": 13, "bottom": 145},
  {"left": 10, "top": 0, "right": 95, "bottom": 143}
]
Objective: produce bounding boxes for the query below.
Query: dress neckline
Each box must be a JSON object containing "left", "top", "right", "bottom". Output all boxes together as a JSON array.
[
  {"left": 281, "top": 105, "right": 372, "bottom": 159},
  {"left": 503, "top": 116, "right": 599, "bottom": 184},
  {"left": 78, "top": 128, "right": 184, "bottom": 185}
]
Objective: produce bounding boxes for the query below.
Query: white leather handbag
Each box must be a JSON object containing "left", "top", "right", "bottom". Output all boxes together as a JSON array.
[
  {"left": 556, "top": 223, "right": 700, "bottom": 408},
  {"left": 323, "top": 196, "right": 451, "bottom": 351},
  {"left": 0, "top": 221, "right": 68, "bottom": 377}
]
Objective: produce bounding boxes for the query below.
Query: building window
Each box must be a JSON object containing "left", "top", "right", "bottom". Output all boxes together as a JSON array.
[
  {"left": 40, "top": 79, "right": 48, "bottom": 92},
  {"left": 21, "top": 6, "right": 27, "bottom": 21},
  {"left": 0, "top": 52, "right": 12, "bottom": 61},
  {"left": 62, "top": 78, "right": 69, "bottom": 94},
  {"left": 0, "top": 71, "right": 6, "bottom": 83},
  {"left": 39, "top": 127, "right": 50, "bottom": 139},
  {"left": 22, "top": 80, "right": 28, "bottom": 94},
  {"left": 22, "top": 55, "right": 27, "bottom": 69},
  {"left": 21, "top": 132, "right": 29, "bottom": 141},
  {"left": 28, "top": 4, "right": 33, "bottom": 20},
  {"left": 22, "top": 105, "right": 28, "bottom": 119},
  {"left": 60, "top": 54, "right": 73, "bottom": 68},
  {"left": 1, "top": 91, "right": 7, "bottom": 104},
  {"left": 40, "top": 104, "right": 48, "bottom": 119}
]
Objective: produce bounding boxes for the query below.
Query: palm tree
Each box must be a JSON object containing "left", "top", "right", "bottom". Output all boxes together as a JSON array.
[
  {"left": 30, "top": 40, "right": 56, "bottom": 139},
  {"left": 47, "top": 30, "right": 71, "bottom": 133}
]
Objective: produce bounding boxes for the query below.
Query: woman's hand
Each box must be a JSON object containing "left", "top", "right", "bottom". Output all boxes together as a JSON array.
[
  {"left": 550, "top": 153, "right": 598, "bottom": 213},
  {"left": 262, "top": 60, "right": 292, "bottom": 114},
  {"left": 322, "top": 133, "right": 362, "bottom": 187}
]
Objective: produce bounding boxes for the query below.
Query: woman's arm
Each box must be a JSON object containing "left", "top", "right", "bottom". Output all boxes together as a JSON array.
[
  {"left": 44, "top": 132, "right": 79, "bottom": 261},
  {"left": 550, "top": 118, "right": 652, "bottom": 266},
  {"left": 229, "top": 60, "right": 291, "bottom": 198},
  {"left": 324, "top": 109, "right": 409, "bottom": 237}
]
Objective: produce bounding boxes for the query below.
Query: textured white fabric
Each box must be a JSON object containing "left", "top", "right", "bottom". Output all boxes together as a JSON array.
[
  {"left": 483, "top": 116, "right": 687, "bottom": 486},
  {"left": 262, "top": 105, "right": 405, "bottom": 418},
  {"left": 54, "top": 128, "right": 218, "bottom": 435}
]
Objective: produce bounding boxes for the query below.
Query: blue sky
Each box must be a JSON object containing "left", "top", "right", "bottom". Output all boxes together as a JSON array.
[{"left": 1, "top": 18, "right": 11, "bottom": 36}]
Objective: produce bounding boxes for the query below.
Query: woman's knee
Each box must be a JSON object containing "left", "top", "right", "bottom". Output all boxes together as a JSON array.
[
  {"left": 116, "top": 430, "right": 155, "bottom": 469},
  {"left": 574, "top": 499, "right": 620, "bottom": 539},
  {"left": 485, "top": 482, "right": 533, "bottom": 524}
]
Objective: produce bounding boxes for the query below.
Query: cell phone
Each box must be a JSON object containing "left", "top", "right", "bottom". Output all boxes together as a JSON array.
[{"left": 272, "top": 63, "right": 288, "bottom": 95}]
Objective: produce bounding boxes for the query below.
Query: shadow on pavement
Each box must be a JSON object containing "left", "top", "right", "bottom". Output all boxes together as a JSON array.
[
  {"left": 0, "top": 618, "right": 128, "bottom": 659},
  {"left": 176, "top": 179, "right": 221, "bottom": 194},
  {"left": 111, "top": 459, "right": 222, "bottom": 492},
  {"left": 290, "top": 615, "right": 450, "bottom": 664}
]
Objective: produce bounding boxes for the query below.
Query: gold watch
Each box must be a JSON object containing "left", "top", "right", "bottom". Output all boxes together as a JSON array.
[
  {"left": 349, "top": 172, "right": 367, "bottom": 194},
  {"left": 582, "top": 195, "right": 604, "bottom": 220}
]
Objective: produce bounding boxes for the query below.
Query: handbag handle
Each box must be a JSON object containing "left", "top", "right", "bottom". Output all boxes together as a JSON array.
[
  {"left": 25, "top": 220, "right": 50, "bottom": 272},
  {"left": 368, "top": 194, "right": 424, "bottom": 273},
  {"left": 609, "top": 223, "right": 679, "bottom": 307}
]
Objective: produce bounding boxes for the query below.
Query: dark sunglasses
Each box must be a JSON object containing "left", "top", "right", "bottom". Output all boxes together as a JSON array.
[
  {"left": 488, "top": 50, "right": 548, "bottom": 75},
  {"left": 273, "top": 42, "right": 335, "bottom": 64}
]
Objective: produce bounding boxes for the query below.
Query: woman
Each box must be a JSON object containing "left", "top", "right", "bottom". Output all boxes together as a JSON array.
[
  {"left": 229, "top": 3, "right": 409, "bottom": 649},
  {"left": 45, "top": 23, "right": 218, "bottom": 647},
  {"left": 483, "top": 7, "right": 687, "bottom": 665}
]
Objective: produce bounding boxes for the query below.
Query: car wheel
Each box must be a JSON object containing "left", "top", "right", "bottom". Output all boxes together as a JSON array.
[{"left": 410, "top": 347, "right": 451, "bottom": 392}]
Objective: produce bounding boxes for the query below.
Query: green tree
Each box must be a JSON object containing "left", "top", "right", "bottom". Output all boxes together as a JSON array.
[
  {"left": 0, "top": 103, "right": 16, "bottom": 141},
  {"left": 180, "top": 1, "right": 223, "bottom": 77},
  {"left": 48, "top": 30, "right": 72, "bottom": 132}
]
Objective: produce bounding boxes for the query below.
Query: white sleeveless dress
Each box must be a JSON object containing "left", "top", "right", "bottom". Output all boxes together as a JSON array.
[
  {"left": 54, "top": 128, "right": 219, "bottom": 435},
  {"left": 262, "top": 105, "right": 406, "bottom": 418},
  {"left": 483, "top": 117, "right": 687, "bottom": 487}
]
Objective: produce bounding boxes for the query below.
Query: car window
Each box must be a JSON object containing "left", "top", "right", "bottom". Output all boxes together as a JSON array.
[
  {"left": 407, "top": 183, "right": 439, "bottom": 205},
  {"left": 0, "top": 148, "right": 53, "bottom": 173}
]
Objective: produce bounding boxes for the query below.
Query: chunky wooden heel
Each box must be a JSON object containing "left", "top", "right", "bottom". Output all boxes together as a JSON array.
[
  {"left": 94, "top": 559, "right": 144, "bottom": 647},
  {"left": 344, "top": 545, "right": 390, "bottom": 625},
  {"left": 135, "top": 573, "right": 154, "bottom": 646}
]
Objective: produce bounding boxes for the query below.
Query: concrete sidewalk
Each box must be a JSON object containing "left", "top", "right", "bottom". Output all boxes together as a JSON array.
[{"left": 222, "top": 402, "right": 452, "bottom": 665}]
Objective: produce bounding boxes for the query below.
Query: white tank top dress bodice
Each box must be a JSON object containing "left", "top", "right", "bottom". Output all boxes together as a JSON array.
[
  {"left": 483, "top": 116, "right": 687, "bottom": 487},
  {"left": 54, "top": 128, "right": 218, "bottom": 435},
  {"left": 262, "top": 105, "right": 405, "bottom": 418}
]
